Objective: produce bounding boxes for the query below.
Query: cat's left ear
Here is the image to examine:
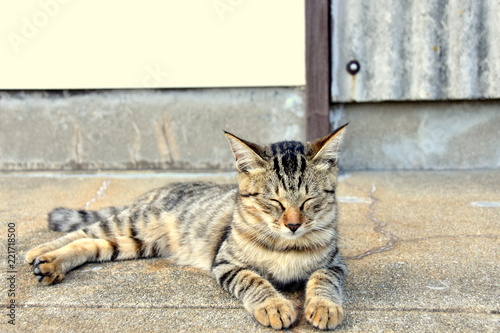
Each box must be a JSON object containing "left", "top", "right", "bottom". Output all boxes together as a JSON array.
[
  {"left": 310, "top": 124, "right": 348, "bottom": 168},
  {"left": 224, "top": 131, "right": 266, "bottom": 173}
]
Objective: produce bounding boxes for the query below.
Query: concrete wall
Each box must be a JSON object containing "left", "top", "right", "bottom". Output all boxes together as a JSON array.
[
  {"left": 0, "top": 88, "right": 306, "bottom": 171},
  {"left": 2, "top": 89, "right": 499, "bottom": 172},
  {"left": 333, "top": 100, "right": 500, "bottom": 171}
]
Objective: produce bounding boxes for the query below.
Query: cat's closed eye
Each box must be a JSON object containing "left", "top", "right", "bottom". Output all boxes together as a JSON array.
[
  {"left": 269, "top": 199, "right": 285, "bottom": 211},
  {"left": 300, "top": 198, "right": 315, "bottom": 211},
  {"left": 303, "top": 198, "right": 324, "bottom": 213}
]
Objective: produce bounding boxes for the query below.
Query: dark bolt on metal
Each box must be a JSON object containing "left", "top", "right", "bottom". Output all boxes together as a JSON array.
[{"left": 346, "top": 60, "right": 360, "bottom": 75}]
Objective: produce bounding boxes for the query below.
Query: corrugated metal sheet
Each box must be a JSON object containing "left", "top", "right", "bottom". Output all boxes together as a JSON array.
[{"left": 331, "top": 0, "right": 500, "bottom": 102}]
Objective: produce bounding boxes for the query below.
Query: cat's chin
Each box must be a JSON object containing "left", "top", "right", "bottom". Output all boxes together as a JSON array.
[{"left": 279, "top": 228, "right": 307, "bottom": 240}]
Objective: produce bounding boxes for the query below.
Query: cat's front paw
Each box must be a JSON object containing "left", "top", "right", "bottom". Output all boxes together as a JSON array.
[
  {"left": 305, "top": 297, "right": 344, "bottom": 330},
  {"left": 26, "top": 246, "right": 48, "bottom": 265},
  {"left": 253, "top": 296, "right": 297, "bottom": 330},
  {"left": 32, "top": 255, "right": 66, "bottom": 286}
]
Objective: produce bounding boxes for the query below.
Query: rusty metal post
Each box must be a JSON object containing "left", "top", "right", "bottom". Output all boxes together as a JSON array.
[{"left": 306, "top": 0, "right": 331, "bottom": 141}]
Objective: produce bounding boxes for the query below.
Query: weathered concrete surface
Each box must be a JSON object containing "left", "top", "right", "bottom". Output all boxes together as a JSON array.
[
  {"left": 0, "top": 88, "right": 305, "bottom": 171},
  {"left": 1, "top": 170, "right": 499, "bottom": 332},
  {"left": 333, "top": 100, "right": 500, "bottom": 170},
  {"left": 2, "top": 90, "right": 500, "bottom": 173}
]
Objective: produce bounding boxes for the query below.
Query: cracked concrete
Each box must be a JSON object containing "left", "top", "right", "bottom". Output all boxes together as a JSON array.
[
  {"left": 1, "top": 170, "right": 499, "bottom": 332},
  {"left": 342, "top": 183, "right": 399, "bottom": 260}
]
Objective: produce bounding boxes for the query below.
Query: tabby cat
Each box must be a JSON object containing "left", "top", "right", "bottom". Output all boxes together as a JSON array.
[{"left": 26, "top": 124, "right": 348, "bottom": 330}]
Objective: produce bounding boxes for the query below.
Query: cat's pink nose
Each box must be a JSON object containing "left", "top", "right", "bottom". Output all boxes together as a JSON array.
[{"left": 286, "top": 223, "right": 301, "bottom": 232}]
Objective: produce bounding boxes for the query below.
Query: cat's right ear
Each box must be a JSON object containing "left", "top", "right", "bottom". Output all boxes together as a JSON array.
[
  {"left": 224, "top": 131, "right": 265, "bottom": 173},
  {"left": 310, "top": 123, "right": 348, "bottom": 169}
]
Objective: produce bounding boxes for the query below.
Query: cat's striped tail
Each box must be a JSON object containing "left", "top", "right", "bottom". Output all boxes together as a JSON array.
[{"left": 48, "top": 207, "right": 126, "bottom": 232}]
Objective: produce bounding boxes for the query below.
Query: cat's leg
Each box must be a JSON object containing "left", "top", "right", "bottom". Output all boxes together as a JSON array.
[
  {"left": 304, "top": 248, "right": 346, "bottom": 330},
  {"left": 28, "top": 235, "right": 142, "bottom": 285},
  {"left": 27, "top": 204, "right": 156, "bottom": 285},
  {"left": 212, "top": 258, "right": 297, "bottom": 330},
  {"left": 26, "top": 205, "right": 128, "bottom": 263},
  {"left": 26, "top": 229, "right": 89, "bottom": 264}
]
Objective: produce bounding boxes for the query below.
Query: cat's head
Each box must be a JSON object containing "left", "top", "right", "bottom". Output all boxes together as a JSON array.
[{"left": 225, "top": 124, "right": 347, "bottom": 240}]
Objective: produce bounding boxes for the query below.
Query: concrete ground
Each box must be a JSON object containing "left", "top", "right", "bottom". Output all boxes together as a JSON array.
[{"left": 1, "top": 170, "right": 499, "bottom": 332}]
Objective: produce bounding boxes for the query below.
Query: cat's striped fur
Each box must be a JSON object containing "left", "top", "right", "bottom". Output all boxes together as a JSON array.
[{"left": 26, "top": 124, "right": 348, "bottom": 330}]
